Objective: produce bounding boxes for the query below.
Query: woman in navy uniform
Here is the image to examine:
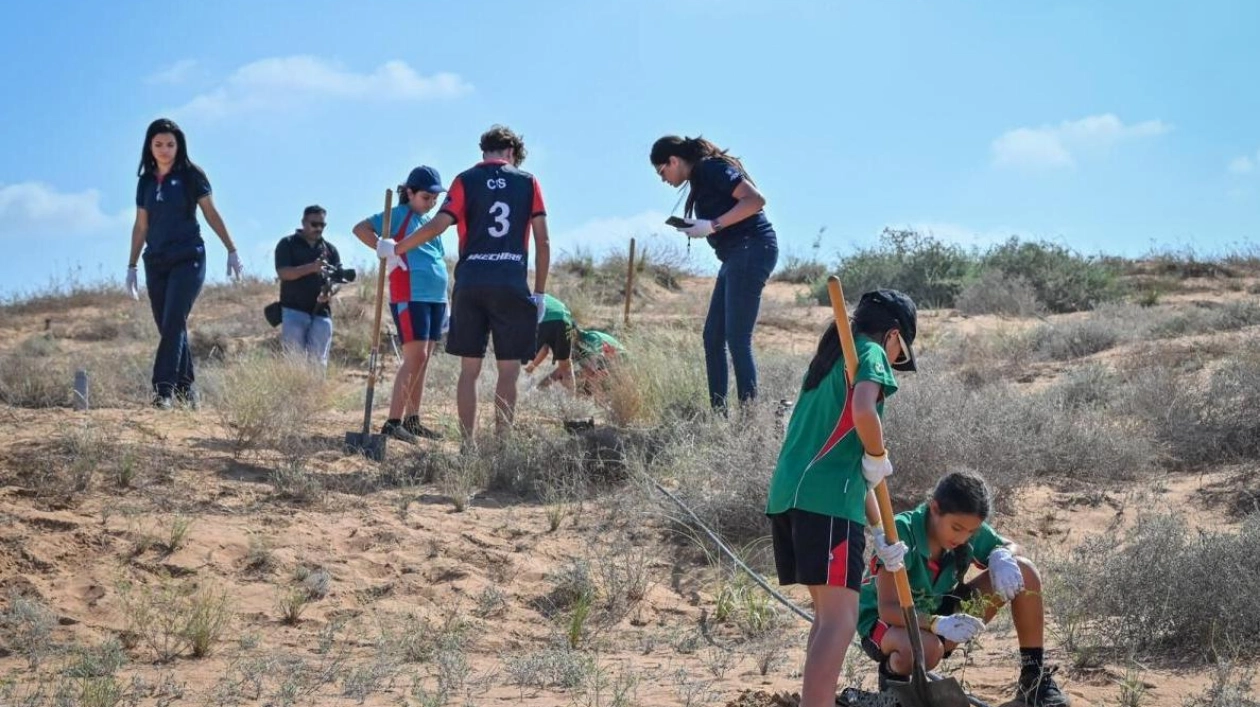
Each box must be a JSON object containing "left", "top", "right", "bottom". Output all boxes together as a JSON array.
[
  {"left": 127, "top": 118, "right": 242, "bottom": 409},
  {"left": 650, "top": 135, "right": 778, "bottom": 412}
]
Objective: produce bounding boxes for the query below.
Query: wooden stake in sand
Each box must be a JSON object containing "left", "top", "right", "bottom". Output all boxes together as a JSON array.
[{"left": 623, "top": 237, "right": 637, "bottom": 327}]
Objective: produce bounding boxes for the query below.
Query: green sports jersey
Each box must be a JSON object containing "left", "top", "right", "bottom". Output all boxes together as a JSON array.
[
  {"left": 541, "top": 294, "right": 573, "bottom": 325},
  {"left": 856, "top": 503, "right": 1007, "bottom": 637},
  {"left": 766, "top": 335, "right": 898, "bottom": 522}
]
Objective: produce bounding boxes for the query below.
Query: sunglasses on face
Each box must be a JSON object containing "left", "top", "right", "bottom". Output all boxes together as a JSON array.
[
  {"left": 307, "top": 222, "right": 326, "bottom": 228},
  {"left": 655, "top": 164, "right": 667, "bottom": 177}
]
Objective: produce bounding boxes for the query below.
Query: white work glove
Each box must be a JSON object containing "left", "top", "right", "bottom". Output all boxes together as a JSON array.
[
  {"left": 226, "top": 251, "right": 243, "bottom": 279},
  {"left": 384, "top": 254, "right": 408, "bottom": 274},
  {"left": 531, "top": 293, "right": 546, "bottom": 323},
  {"left": 987, "top": 547, "right": 1025, "bottom": 601},
  {"left": 376, "top": 238, "right": 398, "bottom": 260},
  {"left": 678, "top": 219, "right": 715, "bottom": 238},
  {"left": 871, "top": 529, "right": 908, "bottom": 573},
  {"left": 930, "top": 613, "right": 986, "bottom": 643},
  {"left": 125, "top": 267, "right": 139, "bottom": 300},
  {"left": 861, "top": 450, "right": 893, "bottom": 489}
]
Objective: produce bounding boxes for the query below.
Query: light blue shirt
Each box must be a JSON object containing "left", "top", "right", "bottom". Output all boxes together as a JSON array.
[{"left": 368, "top": 204, "right": 448, "bottom": 303}]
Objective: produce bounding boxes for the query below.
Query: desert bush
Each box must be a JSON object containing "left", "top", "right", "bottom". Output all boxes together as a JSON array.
[
  {"left": 0, "top": 592, "right": 57, "bottom": 669},
  {"left": 826, "top": 228, "right": 975, "bottom": 308},
  {"left": 1121, "top": 352, "right": 1260, "bottom": 468},
  {"left": 955, "top": 270, "right": 1044, "bottom": 317},
  {"left": 1028, "top": 316, "right": 1122, "bottom": 361},
  {"left": 0, "top": 336, "right": 72, "bottom": 407},
  {"left": 118, "top": 578, "right": 233, "bottom": 662},
  {"left": 504, "top": 646, "right": 594, "bottom": 690},
  {"left": 1045, "top": 512, "right": 1260, "bottom": 661},
  {"left": 1184, "top": 660, "right": 1259, "bottom": 707},
  {"left": 981, "top": 238, "right": 1120, "bottom": 313},
  {"left": 773, "top": 231, "right": 829, "bottom": 284},
  {"left": 201, "top": 352, "right": 331, "bottom": 455}
]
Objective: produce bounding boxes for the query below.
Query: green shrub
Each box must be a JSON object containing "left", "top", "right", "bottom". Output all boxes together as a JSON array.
[
  {"left": 981, "top": 238, "right": 1120, "bottom": 313},
  {"left": 829, "top": 228, "right": 976, "bottom": 308}
]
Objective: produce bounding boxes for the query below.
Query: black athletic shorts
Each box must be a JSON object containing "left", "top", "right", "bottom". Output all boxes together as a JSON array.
[
  {"left": 534, "top": 319, "right": 573, "bottom": 361},
  {"left": 446, "top": 286, "right": 536, "bottom": 361},
  {"left": 860, "top": 583, "right": 978, "bottom": 664},
  {"left": 769, "top": 508, "right": 866, "bottom": 592}
]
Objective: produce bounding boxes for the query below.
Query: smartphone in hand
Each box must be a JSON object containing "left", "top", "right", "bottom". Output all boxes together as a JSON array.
[{"left": 665, "top": 216, "right": 691, "bottom": 228}]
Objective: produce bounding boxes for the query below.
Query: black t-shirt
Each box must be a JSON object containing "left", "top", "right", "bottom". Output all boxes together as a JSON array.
[
  {"left": 135, "top": 166, "right": 212, "bottom": 257},
  {"left": 689, "top": 157, "right": 776, "bottom": 260},
  {"left": 274, "top": 231, "right": 340, "bottom": 316}
]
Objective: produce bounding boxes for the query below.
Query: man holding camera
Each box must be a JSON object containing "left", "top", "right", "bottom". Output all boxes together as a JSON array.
[{"left": 274, "top": 205, "right": 346, "bottom": 367}]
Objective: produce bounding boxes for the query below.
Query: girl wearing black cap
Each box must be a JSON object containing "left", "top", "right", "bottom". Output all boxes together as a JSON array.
[
  {"left": 649, "top": 135, "right": 778, "bottom": 412},
  {"left": 763, "top": 289, "right": 917, "bottom": 707},
  {"left": 128, "top": 118, "right": 241, "bottom": 409}
]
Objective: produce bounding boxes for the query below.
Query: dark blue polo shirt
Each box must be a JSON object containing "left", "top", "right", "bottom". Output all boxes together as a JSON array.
[
  {"left": 439, "top": 159, "right": 546, "bottom": 291},
  {"left": 135, "top": 167, "right": 212, "bottom": 257},
  {"left": 689, "top": 157, "right": 776, "bottom": 260}
]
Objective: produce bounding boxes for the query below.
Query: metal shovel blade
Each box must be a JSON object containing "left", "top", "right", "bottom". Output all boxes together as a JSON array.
[
  {"left": 344, "top": 431, "right": 387, "bottom": 462},
  {"left": 889, "top": 673, "right": 972, "bottom": 707}
]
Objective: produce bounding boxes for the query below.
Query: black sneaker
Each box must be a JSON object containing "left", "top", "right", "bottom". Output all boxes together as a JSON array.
[
  {"left": 402, "top": 416, "right": 442, "bottom": 440},
  {"left": 152, "top": 394, "right": 173, "bottom": 410},
  {"left": 381, "top": 419, "right": 418, "bottom": 444},
  {"left": 877, "top": 662, "right": 909, "bottom": 695},
  {"left": 1017, "top": 666, "right": 1070, "bottom": 707},
  {"left": 175, "top": 387, "right": 201, "bottom": 411}
]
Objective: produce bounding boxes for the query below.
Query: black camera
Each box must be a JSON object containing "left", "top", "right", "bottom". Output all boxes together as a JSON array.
[{"left": 320, "top": 262, "right": 356, "bottom": 285}]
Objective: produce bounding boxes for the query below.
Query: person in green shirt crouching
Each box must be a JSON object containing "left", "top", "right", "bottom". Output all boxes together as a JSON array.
[
  {"left": 524, "top": 293, "right": 578, "bottom": 392},
  {"left": 857, "top": 471, "right": 1069, "bottom": 707},
  {"left": 765, "top": 289, "right": 918, "bottom": 707}
]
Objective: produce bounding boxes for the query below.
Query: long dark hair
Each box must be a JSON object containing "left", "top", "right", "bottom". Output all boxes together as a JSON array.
[
  {"left": 137, "top": 118, "right": 195, "bottom": 177},
  {"left": 649, "top": 135, "right": 754, "bottom": 218},
  {"left": 801, "top": 301, "right": 904, "bottom": 392}
]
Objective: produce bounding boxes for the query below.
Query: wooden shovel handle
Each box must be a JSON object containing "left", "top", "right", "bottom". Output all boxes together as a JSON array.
[{"left": 825, "top": 275, "right": 917, "bottom": 612}]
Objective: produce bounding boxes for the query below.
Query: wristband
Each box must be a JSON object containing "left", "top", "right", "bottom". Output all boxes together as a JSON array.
[
  {"left": 128, "top": 263, "right": 137, "bottom": 269},
  {"left": 712, "top": 218, "right": 723, "bottom": 231},
  {"left": 928, "top": 615, "right": 940, "bottom": 633},
  {"left": 865, "top": 449, "right": 888, "bottom": 460}
]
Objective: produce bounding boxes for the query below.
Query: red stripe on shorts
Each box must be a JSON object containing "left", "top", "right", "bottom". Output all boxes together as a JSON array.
[{"left": 827, "top": 536, "right": 850, "bottom": 588}]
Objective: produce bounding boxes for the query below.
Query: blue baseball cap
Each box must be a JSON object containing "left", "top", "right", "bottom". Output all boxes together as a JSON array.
[{"left": 403, "top": 165, "right": 446, "bottom": 194}]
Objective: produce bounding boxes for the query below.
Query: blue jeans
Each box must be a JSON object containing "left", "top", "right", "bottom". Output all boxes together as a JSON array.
[
  {"left": 704, "top": 236, "right": 778, "bottom": 410},
  {"left": 281, "top": 307, "right": 333, "bottom": 366},
  {"left": 144, "top": 248, "right": 206, "bottom": 398}
]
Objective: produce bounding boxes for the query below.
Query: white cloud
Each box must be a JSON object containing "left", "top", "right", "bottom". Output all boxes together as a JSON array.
[
  {"left": 1228, "top": 154, "right": 1256, "bottom": 175},
  {"left": 991, "top": 113, "right": 1171, "bottom": 169},
  {"left": 146, "top": 59, "right": 198, "bottom": 85},
  {"left": 0, "top": 182, "right": 131, "bottom": 240},
  {"left": 171, "top": 55, "right": 472, "bottom": 120}
]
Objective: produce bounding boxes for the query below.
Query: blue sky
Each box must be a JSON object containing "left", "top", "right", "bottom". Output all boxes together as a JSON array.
[{"left": 1, "top": 0, "right": 1257, "bottom": 296}]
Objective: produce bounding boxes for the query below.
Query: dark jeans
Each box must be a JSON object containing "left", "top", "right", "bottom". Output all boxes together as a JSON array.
[
  {"left": 704, "top": 236, "right": 778, "bottom": 410},
  {"left": 144, "top": 248, "right": 206, "bottom": 398}
]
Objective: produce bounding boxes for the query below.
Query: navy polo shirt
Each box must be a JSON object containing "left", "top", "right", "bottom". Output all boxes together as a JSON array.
[
  {"left": 438, "top": 160, "right": 546, "bottom": 291},
  {"left": 136, "top": 167, "right": 212, "bottom": 257},
  {"left": 275, "top": 232, "right": 341, "bottom": 317},
  {"left": 689, "top": 157, "right": 775, "bottom": 260}
]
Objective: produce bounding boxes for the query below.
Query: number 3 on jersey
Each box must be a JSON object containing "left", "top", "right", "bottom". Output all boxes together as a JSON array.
[{"left": 488, "top": 201, "right": 510, "bottom": 238}]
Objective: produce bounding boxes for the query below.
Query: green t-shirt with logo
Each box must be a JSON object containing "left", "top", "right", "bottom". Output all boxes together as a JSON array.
[
  {"left": 766, "top": 335, "right": 898, "bottom": 522},
  {"left": 541, "top": 294, "right": 573, "bottom": 325},
  {"left": 856, "top": 503, "right": 1007, "bottom": 637}
]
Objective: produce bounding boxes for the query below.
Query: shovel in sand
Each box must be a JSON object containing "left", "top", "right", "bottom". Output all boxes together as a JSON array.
[
  {"left": 344, "top": 188, "right": 394, "bottom": 462},
  {"left": 826, "top": 275, "right": 970, "bottom": 707}
]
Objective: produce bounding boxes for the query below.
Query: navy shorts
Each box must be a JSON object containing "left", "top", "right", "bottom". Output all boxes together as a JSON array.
[
  {"left": 446, "top": 286, "right": 536, "bottom": 361},
  {"left": 769, "top": 508, "right": 866, "bottom": 591},
  {"left": 390, "top": 301, "right": 446, "bottom": 343}
]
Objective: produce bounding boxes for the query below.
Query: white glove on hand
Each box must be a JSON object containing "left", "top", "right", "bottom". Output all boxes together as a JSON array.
[
  {"left": 987, "top": 547, "right": 1024, "bottom": 601},
  {"left": 931, "top": 613, "right": 986, "bottom": 643},
  {"left": 226, "top": 251, "right": 243, "bottom": 279},
  {"left": 871, "top": 529, "right": 908, "bottom": 573},
  {"left": 531, "top": 293, "right": 546, "bottom": 324},
  {"left": 376, "top": 238, "right": 398, "bottom": 260},
  {"left": 861, "top": 451, "right": 893, "bottom": 488},
  {"left": 125, "top": 267, "right": 139, "bottom": 300},
  {"left": 384, "top": 254, "right": 408, "bottom": 274},
  {"left": 679, "top": 219, "right": 715, "bottom": 238}
]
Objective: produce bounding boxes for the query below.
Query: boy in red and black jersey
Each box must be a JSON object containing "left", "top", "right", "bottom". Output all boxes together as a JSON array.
[{"left": 381, "top": 125, "right": 551, "bottom": 442}]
